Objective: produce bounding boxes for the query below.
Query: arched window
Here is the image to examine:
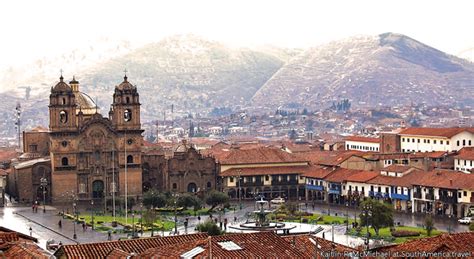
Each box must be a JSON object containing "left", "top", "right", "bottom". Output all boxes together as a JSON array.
[
  {"left": 59, "top": 110, "right": 68, "bottom": 123},
  {"left": 207, "top": 182, "right": 212, "bottom": 189},
  {"left": 61, "top": 157, "right": 68, "bottom": 166},
  {"left": 124, "top": 109, "right": 132, "bottom": 122},
  {"left": 126, "top": 97, "right": 130, "bottom": 104},
  {"left": 172, "top": 183, "right": 177, "bottom": 189},
  {"left": 62, "top": 98, "right": 66, "bottom": 105},
  {"left": 127, "top": 155, "right": 133, "bottom": 164}
]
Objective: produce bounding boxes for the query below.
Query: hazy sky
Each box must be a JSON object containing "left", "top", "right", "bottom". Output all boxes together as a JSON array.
[{"left": 0, "top": 0, "right": 473, "bottom": 67}]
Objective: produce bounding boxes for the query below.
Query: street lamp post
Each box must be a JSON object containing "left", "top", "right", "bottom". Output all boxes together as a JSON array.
[
  {"left": 346, "top": 202, "right": 349, "bottom": 231},
  {"left": 40, "top": 177, "right": 47, "bottom": 213},
  {"left": 73, "top": 202, "right": 77, "bottom": 239},
  {"left": 91, "top": 200, "right": 94, "bottom": 230},
  {"left": 237, "top": 170, "right": 242, "bottom": 210},
  {"left": 363, "top": 203, "right": 372, "bottom": 252},
  {"left": 132, "top": 213, "right": 135, "bottom": 238},
  {"left": 174, "top": 198, "right": 178, "bottom": 235},
  {"left": 140, "top": 202, "right": 143, "bottom": 236}
]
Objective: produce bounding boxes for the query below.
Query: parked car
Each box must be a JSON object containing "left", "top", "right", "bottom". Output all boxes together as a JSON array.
[
  {"left": 270, "top": 197, "right": 285, "bottom": 204},
  {"left": 458, "top": 217, "right": 472, "bottom": 224}
]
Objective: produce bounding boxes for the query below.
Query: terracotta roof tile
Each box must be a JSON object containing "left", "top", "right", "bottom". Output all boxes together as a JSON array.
[
  {"left": 376, "top": 232, "right": 474, "bottom": 256},
  {"left": 302, "top": 166, "right": 334, "bottom": 179},
  {"left": 345, "top": 171, "right": 380, "bottom": 183},
  {"left": 282, "top": 234, "right": 358, "bottom": 258},
  {"left": 455, "top": 147, "right": 474, "bottom": 161},
  {"left": 399, "top": 127, "right": 474, "bottom": 138},
  {"left": 323, "top": 168, "right": 361, "bottom": 183},
  {"left": 367, "top": 169, "right": 423, "bottom": 188},
  {"left": 2, "top": 242, "right": 50, "bottom": 259},
  {"left": 215, "top": 147, "right": 306, "bottom": 165},
  {"left": 220, "top": 165, "right": 309, "bottom": 177},
  {"left": 54, "top": 233, "right": 208, "bottom": 258}
]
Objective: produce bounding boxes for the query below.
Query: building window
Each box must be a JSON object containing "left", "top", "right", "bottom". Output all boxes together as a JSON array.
[
  {"left": 402, "top": 138, "right": 405, "bottom": 142},
  {"left": 230, "top": 177, "right": 234, "bottom": 183},
  {"left": 427, "top": 139, "right": 430, "bottom": 144},
  {"left": 440, "top": 140, "right": 443, "bottom": 144},
  {"left": 458, "top": 160, "right": 460, "bottom": 165},
  {"left": 362, "top": 187, "right": 365, "bottom": 192},
  {"left": 79, "top": 183, "right": 86, "bottom": 194},
  {"left": 412, "top": 138, "right": 415, "bottom": 143},
  {"left": 458, "top": 192, "right": 462, "bottom": 198},
  {"left": 385, "top": 187, "right": 389, "bottom": 193},
  {"left": 434, "top": 140, "right": 437, "bottom": 144},
  {"left": 464, "top": 191, "right": 467, "bottom": 196},
  {"left": 127, "top": 155, "right": 133, "bottom": 164},
  {"left": 457, "top": 140, "right": 460, "bottom": 146},
  {"left": 172, "top": 183, "right": 177, "bottom": 189},
  {"left": 29, "top": 144, "right": 38, "bottom": 152},
  {"left": 469, "top": 140, "right": 472, "bottom": 146},
  {"left": 463, "top": 139, "right": 466, "bottom": 146},
  {"left": 59, "top": 110, "right": 68, "bottom": 123},
  {"left": 207, "top": 182, "right": 212, "bottom": 189},
  {"left": 265, "top": 175, "right": 269, "bottom": 181},
  {"left": 124, "top": 109, "right": 132, "bottom": 122},
  {"left": 61, "top": 157, "right": 68, "bottom": 166},
  {"left": 447, "top": 141, "right": 450, "bottom": 145}
]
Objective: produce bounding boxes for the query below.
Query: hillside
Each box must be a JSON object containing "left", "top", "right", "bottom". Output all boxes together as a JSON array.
[{"left": 251, "top": 33, "right": 474, "bottom": 111}]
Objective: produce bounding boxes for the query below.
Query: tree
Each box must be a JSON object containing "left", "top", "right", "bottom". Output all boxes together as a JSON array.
[
  {"left": 196, "top": 220, "right": 223, "bottom": 236},
  {"left": 205, "top": 190, "right": 229, "bottom": 212},
  {"left": 142, "top": 209, "right": 157, "bottom": 236},
  {"left": 424, "top": 215, "right": 434, "bottom": 236},
  {"left": 177, "top": 194, "right": 202, "bottom": 211},
  {"left": 359, "top": 199, "right": 394, "bottom": 236},
  {"left": 469, "top": 222, "right": 474, "bottom": 232},
  {"left": 143, "top": 189, "right": 168, "bottom": 209}
]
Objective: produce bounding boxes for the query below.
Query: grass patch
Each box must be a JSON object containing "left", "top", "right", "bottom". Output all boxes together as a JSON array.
[
  {"left": 71, "top": 214, "right": 175, "bottom": 232},
  {"left": 348, "top": 226, "right": 443, "bottom": 243}
]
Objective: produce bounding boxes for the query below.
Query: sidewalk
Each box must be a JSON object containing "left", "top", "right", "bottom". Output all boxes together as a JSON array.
[{"left": 14, "top": 206, "right": 126, "bottom": 244}]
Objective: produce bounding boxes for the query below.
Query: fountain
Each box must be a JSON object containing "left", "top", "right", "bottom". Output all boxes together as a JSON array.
[{"left": 229, "top": 198, "right": 296, "bottom": 233}]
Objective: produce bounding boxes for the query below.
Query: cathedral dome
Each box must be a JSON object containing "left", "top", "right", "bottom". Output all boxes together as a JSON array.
[
  {"left": 52, "top": 76, "right": 72, "bottom": 92},
  {"left": 116, "top": 75, "right": 136, "bottom": 91}
]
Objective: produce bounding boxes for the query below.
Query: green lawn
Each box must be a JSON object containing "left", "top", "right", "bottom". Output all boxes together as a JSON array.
[
  {"left": 63, "top": 213, "right": 175, "bottom": 232},
  {"left": 348, "top": 225, "right": 443, "bottom": 243}
]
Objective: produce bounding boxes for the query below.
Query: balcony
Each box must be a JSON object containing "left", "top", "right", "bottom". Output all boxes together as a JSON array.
[
  {"left": 439, "top": 195, "right": 457, "bottom": 203},
  {"left": 306, "top": 184, "right": 324, "bottom": 191},
  {"left": 271, "top": 180, "right": 298, "bottom": 186},
  {"left": 413, "top": 192, "right": 422, "bottom": 199},
  {"left": 425, "top": 193, "right": 435, "bottom": 200},
  {"left": 391, "top": 193, "right": 410, "bottom": 201},
  {"left": 241, "top": 181, "right": 263, "bottom": 187}
]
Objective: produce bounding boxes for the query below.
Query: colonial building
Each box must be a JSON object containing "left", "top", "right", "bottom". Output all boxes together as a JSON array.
[
  {"left": 454, "top": 147, "right": 474, "bottom": 173},
  {"left": 399, "top": 127, "right": 474, "bottom": 153},
  {"left": 344, "top": 136, "right": 380, "bottom": 152},
  {"left": 10, "top": 75, "right": 144, "bottom": 204}
]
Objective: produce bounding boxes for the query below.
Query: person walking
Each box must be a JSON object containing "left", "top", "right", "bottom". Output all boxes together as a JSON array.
[{"left": 58, "top": 220, "right": 62, "bottom": 228}]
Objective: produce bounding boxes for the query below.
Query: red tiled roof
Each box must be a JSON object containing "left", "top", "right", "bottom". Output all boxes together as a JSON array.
[
  {"left": 412, "top": 169, "right": 474, "bottom": 190},
  {"left": 140, "top": 232, "right": 306, "bottom": 258},
  {"left": 323, "top": 168, "right": 361, "bottom": 183},
  {"left": 345, "top": 171, "right": 379, "bottom": 183},
  {"left": 376, "top": 232, "right": 474, "bottom": 255},
  {"left": 220, "top": 165, "right": 310, "bottom": 177},
  {"left": 282, "top": 234, "right": 357, "bottom": 258},
  {"left": 367, "top": 169, "right": 423, "bottom": 188},
  {"left": 296, "top": 150, "right": 365, "bottom": 167},
  {"left": 455, "top": 147, "right": 474, "bottom": 161},
  {"left": 302, "top": 166, "right": 334, "bottom": 179},
  {"left": 2, "top": 242, "right": 50, "bottom": 259},
  {"left": 399, "top": 127, "right": 474, "bottom": 138},
  {"left": 215, "top": 147, "right": 307, "bottom": 165},
  {"left": 54, "top": 233, "right": 208, "bottom": 258},
  {"left": 344, "top": 136, "right": 380, "bottom": 143}
]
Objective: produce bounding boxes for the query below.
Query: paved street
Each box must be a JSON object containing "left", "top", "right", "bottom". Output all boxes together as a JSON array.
[{"left": 0, "top": 199, "right": 469, "bottom": 251}]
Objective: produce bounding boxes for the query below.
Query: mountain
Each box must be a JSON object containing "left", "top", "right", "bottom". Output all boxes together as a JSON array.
[
  {"left": 251, "top": 33, "right": 474, "bottom": 111},
  {"left": 78, "top": 35, "right": 289, "bottom": 120}
]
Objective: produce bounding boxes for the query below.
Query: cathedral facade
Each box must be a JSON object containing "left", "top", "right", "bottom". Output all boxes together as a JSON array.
[
  {"left": 9, "top": 75, "right": 219, "bottom": 204},
  {"left": 48, "top": 75, "right": 143, "bottom": 203}
]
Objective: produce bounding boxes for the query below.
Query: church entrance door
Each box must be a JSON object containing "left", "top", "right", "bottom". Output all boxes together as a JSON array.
[
  {"left": 187, "top": 182, "right": 197, "bottom": 193},
  {"left": 92, "top": 180, "right": 104, "bottom": 198}
]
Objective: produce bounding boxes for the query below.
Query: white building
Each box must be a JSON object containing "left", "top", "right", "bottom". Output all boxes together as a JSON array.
[
  {"left": 344, "top": 136, "right": 380, "bottom": 152},
  {"left": 399, "top": 127, "right": 474, "bottom": 153},
  {"left": 455, "top": 147, "right": 474, "bottom": 173}
]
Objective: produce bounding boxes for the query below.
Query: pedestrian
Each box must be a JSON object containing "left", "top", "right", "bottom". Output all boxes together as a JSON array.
[
  {"left": 305, "top": 202, "right": 308, "bottom": 209},
  {"left": 82, "top": 222, "right": 86, "bottom": 231},
  {"left": 107, "top": 230, "right": 112, "bottom": 241},
  {"left": 312, "top": 202, "right": 315, "bottom": 210},
  {"left": 58, "top": 220, "right": 62, "bottom": 228},
  {"left": 29, "top": 227, "right": 32, "bottom": 236},
  {"left": 224, "top": 218, "right": 228, "bottom": 230},
  {"left": 234, "top": 216, "right": 237, "bottom": 223},
  {"left": 197, "top": 215, "right": 201, "bottom": 222}
]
